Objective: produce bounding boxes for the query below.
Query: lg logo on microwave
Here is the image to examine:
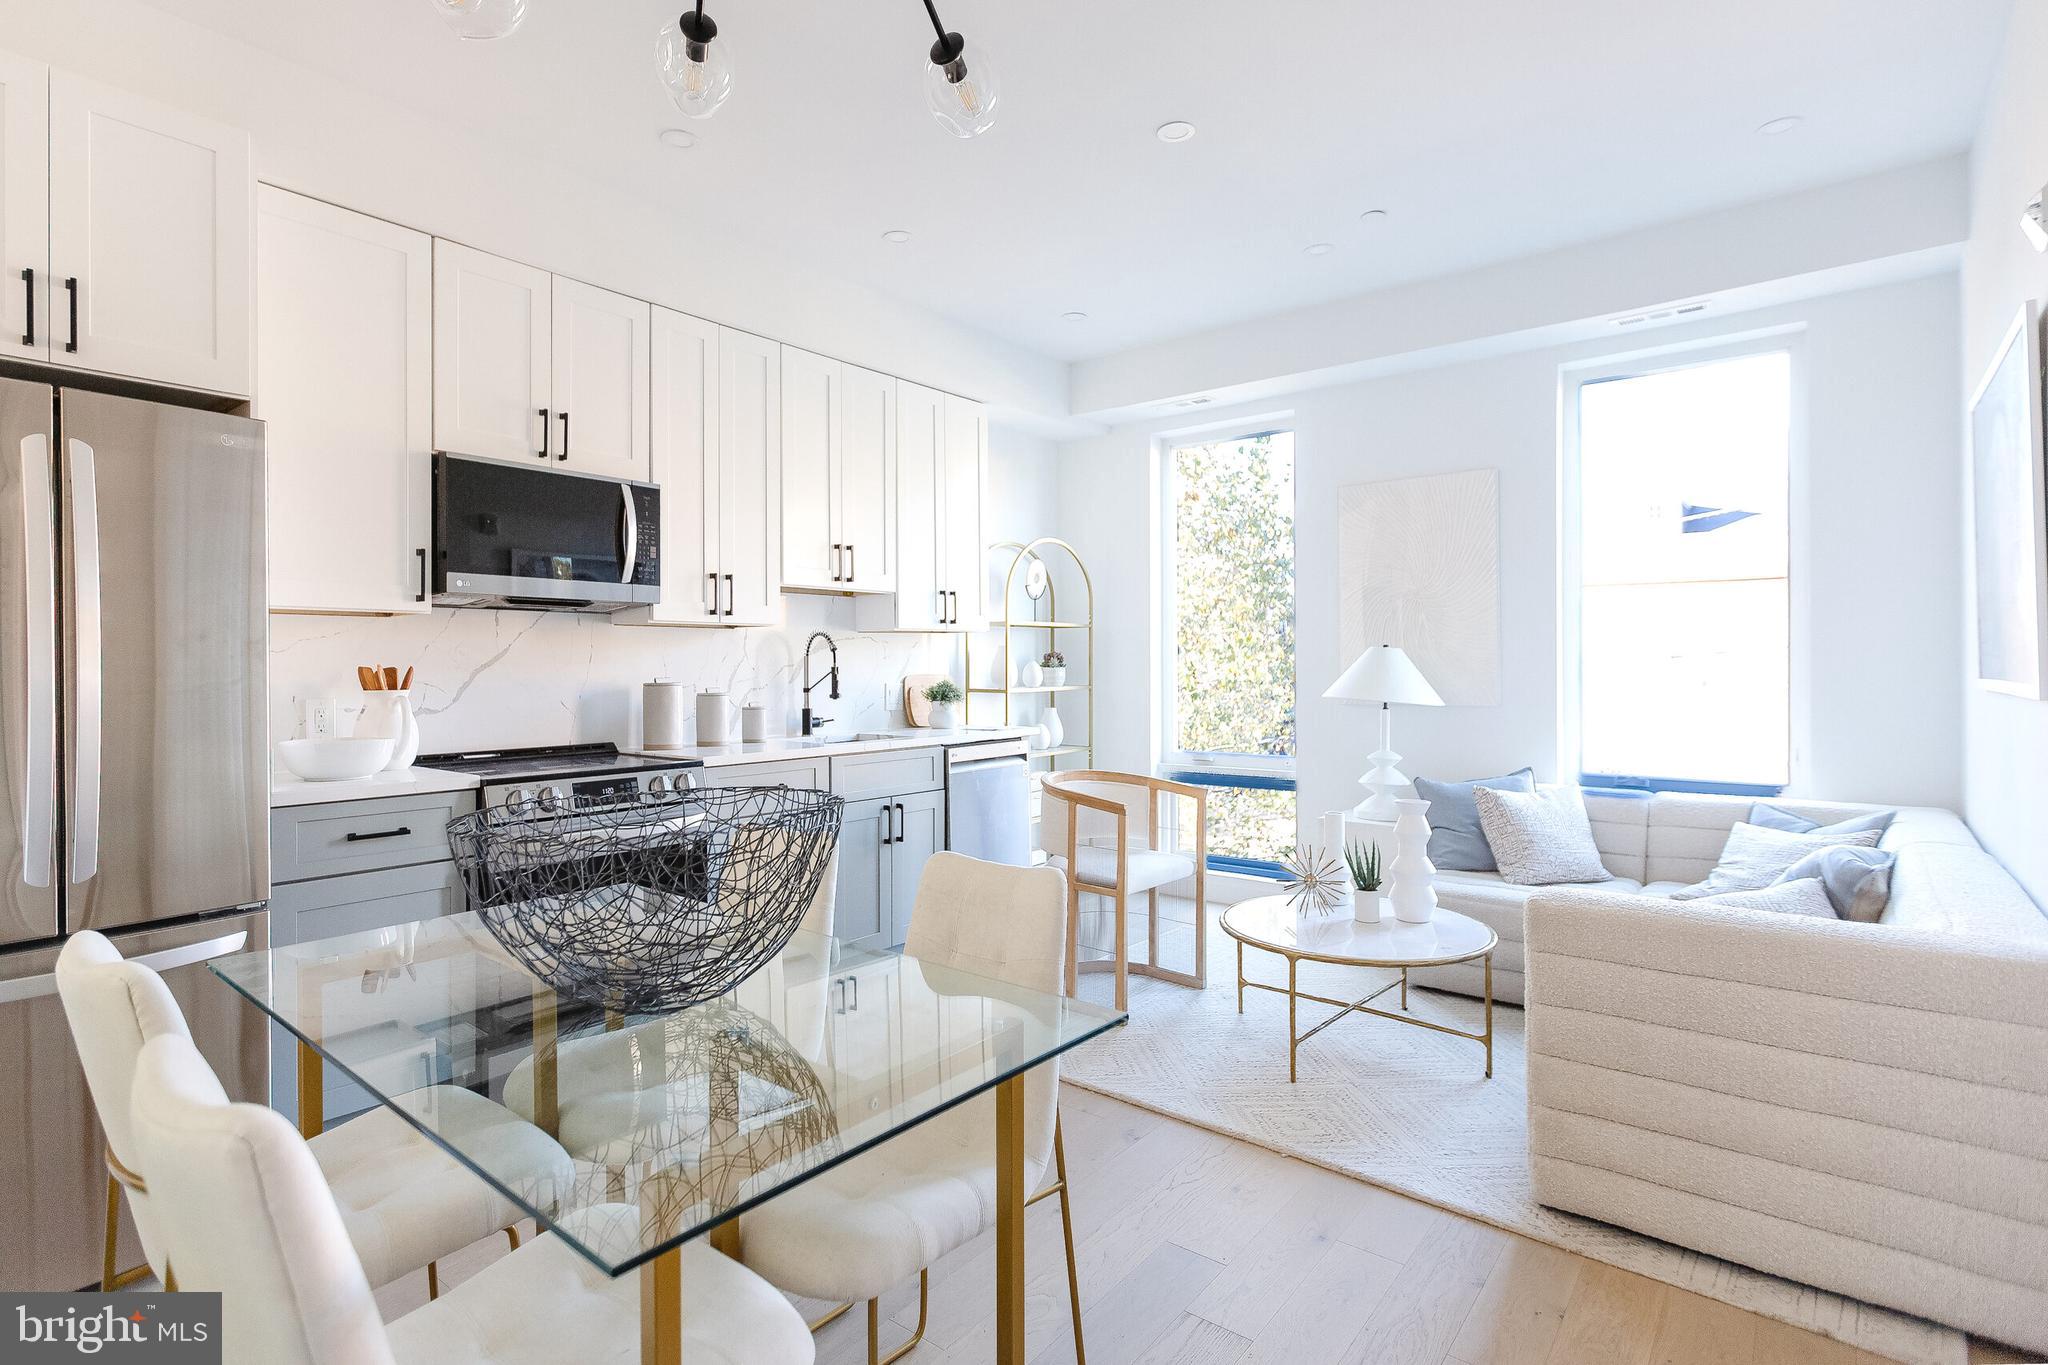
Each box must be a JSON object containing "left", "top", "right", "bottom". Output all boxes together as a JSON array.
[{"left": 5, "top": 1294, "right": 220, "bottom": 1362}]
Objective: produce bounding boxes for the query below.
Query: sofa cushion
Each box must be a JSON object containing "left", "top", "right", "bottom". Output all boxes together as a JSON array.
[
  {"left": 1696, "top": 877, "right": 1838, "bottom": 918},
  {"left": 1776, "top": 845, "right": 1894, "bottom": 923},
  {"left": 1750, "top": 802, "right": 1897, "bottom": 839},
  {"left": 1671, "top": 822, "right": 1882, "bottom": 900},
  {"left": 1413, "top": 768, "right": 1534, "bottom": 872},
  {"left": 1474, "top": 785, "right": 1610, "bottom": 885}
]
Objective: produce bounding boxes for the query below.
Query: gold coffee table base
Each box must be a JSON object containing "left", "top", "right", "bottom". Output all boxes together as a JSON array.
[{"left": 1235, "top": 951, "right": 1493, "bottom": 1082}]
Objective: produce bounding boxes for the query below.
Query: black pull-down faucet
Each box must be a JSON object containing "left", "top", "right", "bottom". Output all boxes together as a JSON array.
[{"left": 801, "top": 632, "right": 840, "bottom": 736}]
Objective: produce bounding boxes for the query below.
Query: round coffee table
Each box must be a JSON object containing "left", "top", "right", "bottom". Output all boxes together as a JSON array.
[{"left": 1220, "top": 896, "right": 1498, "bottom": 1082}]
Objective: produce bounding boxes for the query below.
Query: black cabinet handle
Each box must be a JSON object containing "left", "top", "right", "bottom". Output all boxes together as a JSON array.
[
  {"left": 707, "top": 571, "right": 720, "bottom": 617},
  {"left": 416, "top": 547, "right": 428, "bottom": 603},
  {"left": 847, "top": 543, "right": 856, "bottom": 583},
  {"left": 831, "top": 542, "right": 843, "bottom": 582},
  {"left": 948, "top": 590, "right": 958, "bottom": 625},
  {"left": 538, "top": 408, "right": 550, "bottom": 460},
  {"left": 936, "top": 589, "right": 946, "bottom": 621},
  {"left": 20, "top": 267, "right": 31, "bottom": 346},
  {"left": 894, "top": 802, "right": 905, "bottom": 843},
  {"left": 850, "top": 974, "right": 859, "bottom": 1011},
  {"left": 723, "top": 572, "right": 734, "bottom": 616},
  {"left": 558, "top": 411, "right": 569, "bottom": 461},
  {"left": 63, "top": 277, "right": 78, "bottom": 353},
  {"left": 345, "top": 826, "right": 413, "bottom": 842}
]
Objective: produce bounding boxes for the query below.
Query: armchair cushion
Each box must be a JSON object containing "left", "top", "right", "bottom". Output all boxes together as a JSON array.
[{"left": 1054, "top": 844, "right": 1195, "bottom": 893}]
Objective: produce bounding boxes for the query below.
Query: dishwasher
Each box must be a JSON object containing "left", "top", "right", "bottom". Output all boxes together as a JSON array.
[{"left": 945, "top": 736, "right": 1033, "bottom": 865}]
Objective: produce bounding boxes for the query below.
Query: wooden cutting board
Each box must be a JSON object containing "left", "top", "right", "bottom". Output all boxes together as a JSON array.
[{"left": 903, "top": 673, "right": 947, "bottom": 727}]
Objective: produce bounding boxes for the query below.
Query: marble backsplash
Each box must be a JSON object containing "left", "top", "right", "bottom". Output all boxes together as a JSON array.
[{"left": 268, "top": 595, "right": 965, "bottom": 756}]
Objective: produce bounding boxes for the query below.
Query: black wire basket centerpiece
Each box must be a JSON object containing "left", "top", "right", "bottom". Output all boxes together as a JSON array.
[{"left": 447, "top": 786, "right": 845, "bottom": 1012}]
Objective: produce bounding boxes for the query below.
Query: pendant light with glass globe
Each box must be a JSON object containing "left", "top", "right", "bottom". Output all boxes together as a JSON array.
[
  {"left": 917, "top": 0, "right": 999, "bottom": 137},
  {"left": 655, "top": 0, "right": 736, "bottom": 120}
]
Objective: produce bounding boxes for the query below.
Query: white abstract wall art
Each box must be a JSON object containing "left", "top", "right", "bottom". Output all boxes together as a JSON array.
[
  {"left": 1966, "top": 299, "right": 2048, "bottom": 699},
  {"left": 1338, "top": 468, "right": 1502, "bottom": 706}
]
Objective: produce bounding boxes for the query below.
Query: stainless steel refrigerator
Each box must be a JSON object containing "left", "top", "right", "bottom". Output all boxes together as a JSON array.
[{"left": 0, "top": 378, "right": 269, "bottom": 1291}]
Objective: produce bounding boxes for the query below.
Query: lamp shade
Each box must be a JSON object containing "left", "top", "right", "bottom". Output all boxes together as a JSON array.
[{"left": 1323, "top": 644, "right": 1444, "bottom": 706}]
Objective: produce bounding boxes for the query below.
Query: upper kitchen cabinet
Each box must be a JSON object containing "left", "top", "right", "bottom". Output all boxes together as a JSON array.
[
  {"left": 855, "top": 385, "right": 986, "bottom": 632},
  {"left": 432, "top": 241, "right": 650, "bottom": 480},
  {"left": 432, "top": 240, "right": 551, "bottom": 465},
  {"left": 38, "top": 70, "right": 251, "bottom": 396},
  {"left": 781, "top": 345, "right": 895, "bottom": 593},
  {"left": 0, "top": 53, "right": 48, "bottom": 366},
  {"left": 619, "top": 316, "right": 780, "bottom": 628},
  {"left": 548, "top": 275, "right": 649, "bottom": 482},
  {"left": 257, "top": 188, "right": 431, "bottom": 616}
]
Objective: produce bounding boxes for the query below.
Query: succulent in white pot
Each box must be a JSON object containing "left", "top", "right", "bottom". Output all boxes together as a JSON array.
[
  {"left": 923, "top": 679, "right": 963, "bottom": 730},
  {"left": 1039, "top": 649, "right": 1066, "bottom": 687}
]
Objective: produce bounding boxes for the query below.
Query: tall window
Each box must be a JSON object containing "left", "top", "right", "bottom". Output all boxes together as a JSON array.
[
  {"left": 1163, "top": 430, "right": 1297, "bottom": 869},
  {"left": 1570, "top": 348, "right": 1791, "bottom": 793}
]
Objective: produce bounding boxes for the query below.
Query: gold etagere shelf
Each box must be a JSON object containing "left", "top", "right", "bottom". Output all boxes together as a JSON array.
[{"left": 965, "top": 538, "right": 1093, "bottom": 771}]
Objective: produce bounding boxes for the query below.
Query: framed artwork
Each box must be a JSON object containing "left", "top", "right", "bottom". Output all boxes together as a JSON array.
[{"left": 1967, "top": 300, "right": 2048, "bottom": 699}]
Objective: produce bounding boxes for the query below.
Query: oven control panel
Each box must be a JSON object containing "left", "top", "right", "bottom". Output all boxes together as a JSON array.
[{"left": 487, "top": 769, "right": 697, "bottom": 809}]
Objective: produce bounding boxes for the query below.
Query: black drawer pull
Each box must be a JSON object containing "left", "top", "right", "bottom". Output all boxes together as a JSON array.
[
  {"left": 558, "top": 410, "right": 569, "bottom": 461},
  {"left": 64, "top": 277, "right": 78, "bottom": 353},
  {"left": 20, "top": 267, "right": 31, "bottom": 346},
  {"left": 344, "top": 826, "right": 413, "bottom": 842},
  {"left": 416, "top": 546, "right": 428, "bottom": 603}
]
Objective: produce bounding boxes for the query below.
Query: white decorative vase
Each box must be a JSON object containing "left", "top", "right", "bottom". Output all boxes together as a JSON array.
[
  {"left": 360, "top": 691, "right": 420, "bottom": 772},
  {"left": 1353, "top": 888, "right": 1384, "bottom": 925},
  {"left": 929, "top": 701, "right": 959, "bottom": 730},
  {"left": 1042, "top": 707, "right": 1065, "bottom": 750},
  {"left": 1018, "top": 659, "right": 1043, "bottom": 688},
  {"left": 1388, "top": 798, "right": 1437, "bottom": 924},
  {"left": 1042, "top": 666, "right": 1067, "bottom": 687}
]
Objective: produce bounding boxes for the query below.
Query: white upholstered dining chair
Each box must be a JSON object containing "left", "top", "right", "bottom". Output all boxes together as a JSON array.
[
  {"left": 55, "top": 929, "right": 574, "bottom": 1296},
  {"left": 1039, "top": 769, "right": 1208, "bottom": 1009},
  {"left": 129, "top": 1031, "right": 814, "bottom": 1365},
  {"left": 736, "top": 852, "right": 1087, "bottom": 1365}
]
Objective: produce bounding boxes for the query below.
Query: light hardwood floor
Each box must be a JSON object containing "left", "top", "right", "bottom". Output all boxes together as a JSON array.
[{"left": 380, "top": 1084, "right": 2032, "bottom": 1364}]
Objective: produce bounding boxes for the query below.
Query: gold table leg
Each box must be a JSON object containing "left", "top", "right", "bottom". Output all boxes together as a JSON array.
[
  {"left": 532, "top": 986, "right": 559, "bottom": 1138},
  {"left": 296, "top": 1039, "right": 323, "bottom": 1139},
  {"left": 1234, "top": 939, "right": 1244, "bottom": 1014},
  {"left": 994, "top": 1073, "right": 1026, "bottom": 1364},
  {"left": 1484, "top": 953, "right": 1494, "bottom": 1079},
  {"left": 640, "top": 1245, "right": 682, "bottom": 1365},
  {"left": 101, "top": 1174, "right": 121, "bottom": 1291},
  {"left": 1287, "top": 956, "right": 1299, "bottom": 1083}
]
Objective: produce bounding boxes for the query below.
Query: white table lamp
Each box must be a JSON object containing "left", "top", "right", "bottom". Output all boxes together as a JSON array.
[{"left": 1323, "top": 644, "right": 1444, "bottom": 819}]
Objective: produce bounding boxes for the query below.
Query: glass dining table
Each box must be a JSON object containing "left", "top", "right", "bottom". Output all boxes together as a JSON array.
[{"left": 210, "top": 910, "right": 1125, "bottom": 1365}]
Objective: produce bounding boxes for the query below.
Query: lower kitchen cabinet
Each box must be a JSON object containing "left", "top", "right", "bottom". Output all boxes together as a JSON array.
[{"left": 834, "top": 787, "right": 944, "bottom": 949}]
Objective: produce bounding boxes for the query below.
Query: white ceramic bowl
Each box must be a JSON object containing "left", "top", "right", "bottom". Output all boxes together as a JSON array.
[{"left": 278, "top": 736, "right": 396, "bottom": 782}]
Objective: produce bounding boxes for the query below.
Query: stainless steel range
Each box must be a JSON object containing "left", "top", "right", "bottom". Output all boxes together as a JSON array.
[{"left": 416, "top": 742, "right": 704, "bottom": 809}]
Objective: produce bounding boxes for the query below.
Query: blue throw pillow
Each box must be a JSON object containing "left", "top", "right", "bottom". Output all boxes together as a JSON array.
[
  {"left": 1412, "top": 768, "right": 1535, "bottom": 872},
  {"left": 1774, "top": 845, "right": 1896, "bottom": 922},
  {"left": 1748, "top": 802, "right": 1897, "bottom": 840}
]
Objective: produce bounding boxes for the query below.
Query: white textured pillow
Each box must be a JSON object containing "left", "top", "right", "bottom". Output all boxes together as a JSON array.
[
  {"left": 1471, "top": 785, "right": 1610, "bottom": 886},
  {"left": 1672, "top": 822, "right": 1883, "bottom": 900},
  {"left": 1696, "top": 877, "right": 1838, "bottom": 919}
]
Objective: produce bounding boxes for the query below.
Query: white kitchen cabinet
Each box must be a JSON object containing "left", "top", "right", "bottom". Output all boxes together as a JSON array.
[
  {"left": 855, "top": 386, "right": 986, "bottom": 632},
  {"left": 432, "top": 239, "right": 551, "bottom": 466},
  {"left": 780, "top": 345, "right": 895, "bottom": 593},
  {"left": 44, "top": 70, "right": 251, "bottom": 396},
  {"left": 549, "top": 275, "right": 649, "bottom": 481},
  {"left": 257, "top": 188, "right": 432, "bottom": 616},
  {"left": 619, "top": 315, "right": 781, "bottom": 628},
  {"left": 0, "top": 51, "right": 47, "bottom": 365}
]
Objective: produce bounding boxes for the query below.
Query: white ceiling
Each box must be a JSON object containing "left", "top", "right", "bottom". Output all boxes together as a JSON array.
[{"left": 148, "top": 0, "right": 2011, "bottom": 363}]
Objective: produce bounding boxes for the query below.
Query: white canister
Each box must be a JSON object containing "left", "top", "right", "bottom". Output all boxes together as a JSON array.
[
  {"left": 740, "top": 704, "right": 768, "bottom": 743},
  {"left": 644, "top": 680, "right": 688, "bottom": 749},
  {"left": 696, "top": 689, "right": 734, "bottom": 745}
]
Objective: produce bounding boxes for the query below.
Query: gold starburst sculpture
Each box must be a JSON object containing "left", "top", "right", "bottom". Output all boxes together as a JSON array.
[{"left": 1281, "top": 844, "right": 1347, "bottom": 915}]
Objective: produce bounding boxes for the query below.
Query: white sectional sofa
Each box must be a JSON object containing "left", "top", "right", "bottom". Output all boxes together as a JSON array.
[{"left": 1486, "top": 791, "right": 2048, "bottom": 1352}]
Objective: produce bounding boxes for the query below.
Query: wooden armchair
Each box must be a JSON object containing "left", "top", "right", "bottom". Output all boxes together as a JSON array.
[{"left": 1038, "top": 770, "right": 1208, "bottom": 1009}]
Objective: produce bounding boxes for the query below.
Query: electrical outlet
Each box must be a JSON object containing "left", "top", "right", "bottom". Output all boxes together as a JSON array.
[
  {"left": 301, "top": 697, "right": 338, "bottom": 739},
  {"left": 882, "top": 681, "right": 896, "bottom": 716}
]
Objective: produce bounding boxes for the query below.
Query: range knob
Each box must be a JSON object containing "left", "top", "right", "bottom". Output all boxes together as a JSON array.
[
  {"left": 536, "top": 787, "right": 560, "bottom": 811},
  {"left": 648, "top": 775, "right": 668, "bottom": 794},
  {"left": 502, "top": 787, "right": 526, "bottom": 807}
]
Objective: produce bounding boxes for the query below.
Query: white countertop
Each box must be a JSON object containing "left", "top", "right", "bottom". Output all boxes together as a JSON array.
[
  {"left": 628, "top": 726, "right": 1041, "bottom": 768},
  {"left": 271, "top": 726, "right": 1041, "bottom": 807},
  {"left": 269, "top": 765, "right": 481, "bottom": 809}
]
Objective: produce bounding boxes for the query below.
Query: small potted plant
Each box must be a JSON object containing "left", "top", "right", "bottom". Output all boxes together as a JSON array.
[
  {"left": 1345, "top": 841, "right": 1384, "bottom": 924},
  {"left": 1039, "top": 650, "right": 1066, "bottom": 687},
  {"left": 923, "top": 678, "right": 964, "bottom": 730}
]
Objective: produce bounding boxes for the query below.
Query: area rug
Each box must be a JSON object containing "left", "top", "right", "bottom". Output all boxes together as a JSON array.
[{"left": 1061, "top": 910, "right": 1967, "bottom": 1365}]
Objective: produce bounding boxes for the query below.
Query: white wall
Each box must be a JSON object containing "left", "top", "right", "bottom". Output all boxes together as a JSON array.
[
  {"left": 1961, "top": 0, "right": 2048, "bottom": 906},
  {"left": 1063, "top": 274, "right": 1964, "bottom": 838}
]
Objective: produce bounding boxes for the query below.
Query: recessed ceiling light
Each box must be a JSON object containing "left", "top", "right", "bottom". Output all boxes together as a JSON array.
[
  {"left": 1359, "top": 208, "right": 1389, "bottom": 223},
  {"left": 657, "top": 128, "right": 698, "bottom": 150},
  {"left": 1060, "top": 311, "right": 1088, "bottom": 322},
  {"left": 1756, "top": 115, "right": 1803, "bottom": 136},
  {"left": 1303, "top": 242, "right": 1335, "bottom": 257},
  {"left": 881, "top": 229, "right": 912, "bottom": 243},
  {"left": 1156, "top": 121, "right": 1196, "bottom": 143}
]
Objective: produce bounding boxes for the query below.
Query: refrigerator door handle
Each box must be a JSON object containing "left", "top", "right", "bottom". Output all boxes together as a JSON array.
[
  {"left": 19, "top": 434, "right": 55, "bottom": 890},
  {"left": 66, "top": 437, "right": 102, "bottom": 884},
  {"left": 0, "top": 929, "right": 250, "bottom": 1005}
]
